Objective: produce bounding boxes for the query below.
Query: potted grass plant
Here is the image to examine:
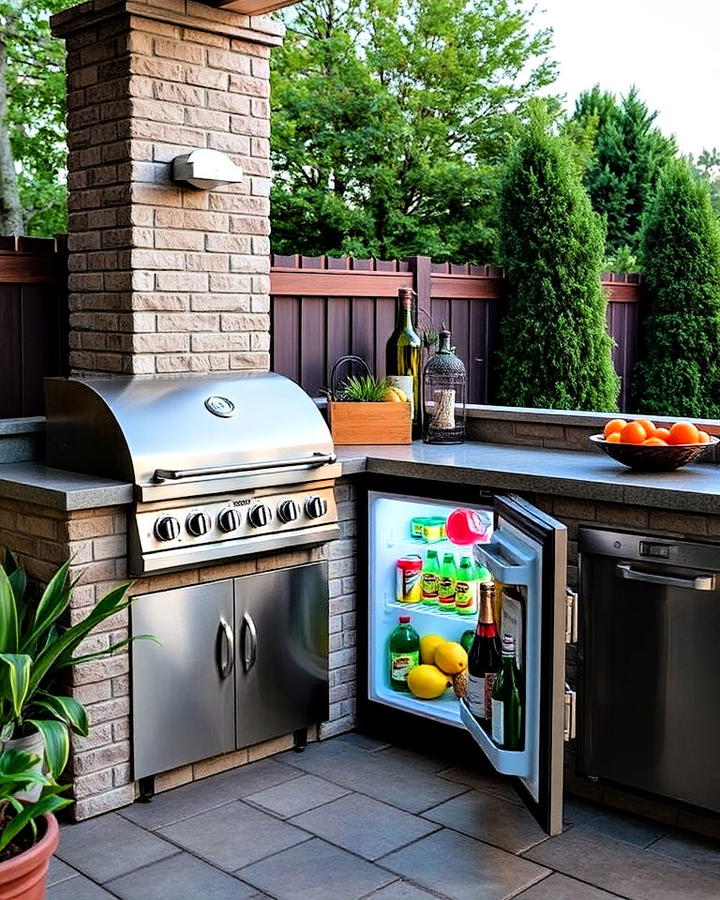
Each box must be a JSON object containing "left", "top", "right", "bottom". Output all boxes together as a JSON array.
[
  {"left": 326, "top": 355, "right": 411, "bottom": 445},
  {"left": 0, "top": 748, "right": 71, "bottom": 899}
]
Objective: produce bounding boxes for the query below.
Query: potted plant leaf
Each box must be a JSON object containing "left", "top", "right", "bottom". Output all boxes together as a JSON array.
[
  {"left": 0, "top": 747, "right": 71, "bottom": 899},
  {"left": 0, "top": 554, "right": 150, "bottom": 788},
  {"left": 326, "top": 355, "right": 411, "bottom": 445}
]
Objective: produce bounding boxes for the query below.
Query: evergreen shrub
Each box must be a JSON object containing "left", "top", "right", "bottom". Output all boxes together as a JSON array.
[
  {"left": 496, "top": 112, "right": 619, "bottom": 412},
  {"left": 634, "top": 159, "right": 720, "bottom": 418}
]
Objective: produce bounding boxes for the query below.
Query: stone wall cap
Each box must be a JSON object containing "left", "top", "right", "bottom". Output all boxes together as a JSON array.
[
  {"left": 52, "top": 0, "right": 285, "bottom": 44},
  {"left": 0, "top": 462, "right": 132, "bottom": 511}
]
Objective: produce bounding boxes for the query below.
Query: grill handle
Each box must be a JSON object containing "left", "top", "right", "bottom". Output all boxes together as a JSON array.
[
  {"left": 153, "top": 451, "right": 336, "bottom": 483},
  {"left": 217, "top": 617, "right": 234, "bottom": 679},
  {"left": 242, "top": 612, "right": 258, "bottom": 674}
]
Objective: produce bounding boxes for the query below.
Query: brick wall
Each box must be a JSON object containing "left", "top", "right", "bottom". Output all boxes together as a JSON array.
[{"left": 51, "top": 0, "right": 282, "bottom": 376}]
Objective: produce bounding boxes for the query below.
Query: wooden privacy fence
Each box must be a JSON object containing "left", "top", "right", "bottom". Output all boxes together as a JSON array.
[
  {"left": 0, "top": 236, "right": 68, "bottom": 418},
  {"left": 271, "top": 255, "right": 642, "bottom": 411}
]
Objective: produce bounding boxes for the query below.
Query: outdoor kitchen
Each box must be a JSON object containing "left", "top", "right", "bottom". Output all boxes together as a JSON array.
[{"left": 1, "top": 0, "right": 720, "bottom": 897}]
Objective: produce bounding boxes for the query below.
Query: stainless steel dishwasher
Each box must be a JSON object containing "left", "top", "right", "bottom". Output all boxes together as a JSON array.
[{"left": 578, "top": 527, "right": 720, "bottom": 814}]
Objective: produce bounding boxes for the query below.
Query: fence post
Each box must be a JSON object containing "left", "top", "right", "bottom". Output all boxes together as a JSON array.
[{"left": 406, "top": 256, "right": 432, "bottom": 319}]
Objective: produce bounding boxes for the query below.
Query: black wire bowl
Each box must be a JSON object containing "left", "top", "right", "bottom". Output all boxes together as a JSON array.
[{"left": 589, "top": 434, "right": 719, "bottom": 472}]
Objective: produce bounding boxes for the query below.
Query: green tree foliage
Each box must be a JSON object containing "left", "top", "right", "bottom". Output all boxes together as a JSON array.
[
  {"left": 271, "top": 0, "right": 558, "bottom": 261},
  {"left": 688, "top": 148, "right": 720, "bottom": 217},
  {"left": 633, "top": 159, "right": 720, "bottom": 418},
  {"left": 572, "top": 86, "right": 676, "bottom": 261},
  {"left": 496, "top": 108, "right": 619, "bottom": 412},
  {"left": 0, "top": 0, "right": 70, "bottom": 236}
]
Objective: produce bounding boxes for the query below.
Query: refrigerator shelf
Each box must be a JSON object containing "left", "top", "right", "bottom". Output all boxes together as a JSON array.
[
  {"left": 384, "top": 599, "right": 478, "bottom": 622},
  {"left": 385, "top": 538, "right": 476, "bottom": 555},
  {"left": 459, "top": 699, "right": 531, "bottom": 777},
  {"left": 371, "top": 684, "right": 464, "bottom": 728}
]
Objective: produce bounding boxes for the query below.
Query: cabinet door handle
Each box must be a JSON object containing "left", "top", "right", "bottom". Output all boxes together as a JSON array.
[
  {"left": 616, "top": 563, "right": 716, "bottom": 591},
  {"left": 242, "top": 612, "right": 257, "bottom": 673},
  {"left": 218, "top": 617, "right": 234, "bottom": 678}
]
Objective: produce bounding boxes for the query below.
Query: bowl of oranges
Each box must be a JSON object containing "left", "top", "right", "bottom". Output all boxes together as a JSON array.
[{"left": 590, "top": 419, "right": 718, "bottom": 471}]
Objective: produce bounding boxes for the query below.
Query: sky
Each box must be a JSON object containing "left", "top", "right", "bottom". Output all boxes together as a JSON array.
[{"left": 528, "top": 0, "right": 720, "bottom": 156}]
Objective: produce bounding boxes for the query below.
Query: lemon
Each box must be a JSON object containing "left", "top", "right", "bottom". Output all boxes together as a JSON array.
[
  {"left": 419, "top": 634, "right": 445, "bottom": 665},
  {"left": 406, "top": 665, "right": 452, "bottom": 700},
  {"left": 434, "top": 641, "right": 468, "bottom": 675},
  {"left": 383, "top": 387, "right": 409, "bottom": 402}
]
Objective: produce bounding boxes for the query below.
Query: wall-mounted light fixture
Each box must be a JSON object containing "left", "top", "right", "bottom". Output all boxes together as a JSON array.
[{"left": 172, "top": 148, "right": 244, "bottom": 190}]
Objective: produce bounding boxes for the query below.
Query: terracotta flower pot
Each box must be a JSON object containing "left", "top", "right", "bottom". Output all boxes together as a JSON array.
[{"left": 0, "top": 813, "right": 59, "bottom": 900}]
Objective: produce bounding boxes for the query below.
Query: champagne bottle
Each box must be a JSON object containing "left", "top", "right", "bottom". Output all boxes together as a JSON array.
[
  {"left": 491, "top": 634, "right": 523, "bottom": 749},
  {"left": 466, "top": 584, "right": 501, "bottom": 722},
  {"left": 421, "top": 550, "right": 440, "bottom": 606},
  {"left": 437, "top": 552, "right": 457, "bottom": 612},
  {"left": 386, "top": 287, "right": 422, "bottom": 435}
]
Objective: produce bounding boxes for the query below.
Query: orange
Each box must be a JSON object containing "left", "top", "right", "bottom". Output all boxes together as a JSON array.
[
  {"left": 642, "top": 437, "right": 667, "bottom": 446},
  {"left": 698, "top": 430, "right": 711, "bottom": 444},
  {"left": 603, "top": 418, "right": 627, "bottom": 438},
  {"left": 636, "top": 419, "right": 656, "bottom": 435},
  {"left": 620, "top": 421, "right": 647, "bottom": 444},
  {"left": 605, "top": 432, "right": 622, "bottom": 443},
  {"left": 654, "top": 427, "right": 671, "bottom": 440},
  {"left": 668, "top": 421, "right": 700, "bottom": 445}
]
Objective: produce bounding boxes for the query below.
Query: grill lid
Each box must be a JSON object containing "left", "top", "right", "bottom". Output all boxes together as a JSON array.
[{"left": 45, "top": 373, "right": 335, "bottom": 488}]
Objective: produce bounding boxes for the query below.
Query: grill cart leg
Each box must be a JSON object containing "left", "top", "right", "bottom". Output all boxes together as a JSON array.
[{"left": 293, "top": 727, "right": 308, "bottom": 753}]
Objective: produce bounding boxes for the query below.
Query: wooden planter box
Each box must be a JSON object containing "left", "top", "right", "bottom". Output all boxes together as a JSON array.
[{"left": 328, "top": 401, "right": 411, "bottom": 445}]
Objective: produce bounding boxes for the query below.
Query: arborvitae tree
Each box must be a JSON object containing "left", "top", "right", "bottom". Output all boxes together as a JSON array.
[
  {"left": 496, "top": 110, "right": 619, "bottom": 412},
  {"left": 577, "top": 87, "right": 676, "bottom": 258},
  {"left": 633, "top": 159, "right": 720, "bottom": 418}
]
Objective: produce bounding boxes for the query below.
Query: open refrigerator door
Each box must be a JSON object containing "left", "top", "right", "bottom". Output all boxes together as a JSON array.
[{"left": 367, "top": 490, "right": 568, "bottom": 835}]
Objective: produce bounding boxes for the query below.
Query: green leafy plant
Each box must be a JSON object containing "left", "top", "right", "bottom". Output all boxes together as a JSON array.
[
  {"left": 0, "top": 748, "right": 71, "bottom": 856},
  {"left": 339, "top": 374, "right": 392, "bottom": 402},
  {"left": 0, "top": 554, "right": 152, "bottom": 779}
]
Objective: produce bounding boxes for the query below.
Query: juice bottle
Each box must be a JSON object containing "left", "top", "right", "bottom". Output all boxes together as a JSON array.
[
  {"left": 437, "top": 553, "right": 457, "bottom": 612},
  {"left": 454, "top": 555, "right": 478, "bottom": 616},
  {"left": 389, "top": 616, "right": 420, "bottom": 692},
  {"left": 421, "top": 550, "right": 440, "bottom": 606}
]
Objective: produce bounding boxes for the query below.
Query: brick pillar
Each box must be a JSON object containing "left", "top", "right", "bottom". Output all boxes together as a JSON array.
[{"left": 51, "top": 0, "right": 282, "bottom": 376}]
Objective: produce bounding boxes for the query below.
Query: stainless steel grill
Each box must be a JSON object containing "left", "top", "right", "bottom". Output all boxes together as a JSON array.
[{"left": 45, "top": 373, "right": 341, "bottom": 576}]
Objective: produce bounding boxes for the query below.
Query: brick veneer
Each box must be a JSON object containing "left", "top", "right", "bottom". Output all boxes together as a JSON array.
[{"left": 51, "top": 0, "right": 282, "bottom": 376}]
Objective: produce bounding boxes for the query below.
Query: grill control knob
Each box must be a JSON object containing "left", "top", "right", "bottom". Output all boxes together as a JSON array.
[
  {"left": 277, "top": 499, "right": 300, "bottom": 524},
  {"left": 248, "top": 503, "right": 273, "bottom": 528},
  {"left": 305, "top": 496, "right": 328, "bottom": 519},
  {"left": 217, "top": 508, "right": 242, "bottom": 533},
  {"left": 154, "top": 516, "right": 180, "bottom": 542},
  {"left": 186, "top": 512, "right": 211, "bottom": 537}
]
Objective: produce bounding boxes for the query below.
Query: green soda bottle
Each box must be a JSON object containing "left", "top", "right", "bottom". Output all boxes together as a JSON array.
[
  {"left": 475, "top": 562, "right": 493, "bottom": 585},
  {"left": 421, "top": 550, "right": 441, "bottom": 606},
  {"left": 454, "top": 556, "right": 478, "bottom": 616},
  {"left": 389, "top": 616, "right": 420, "bottom": 692},
  {"left": 437, "top": 553, "right": 457, "bottom": 612}
]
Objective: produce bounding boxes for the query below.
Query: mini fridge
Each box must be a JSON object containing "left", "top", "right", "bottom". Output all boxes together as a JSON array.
[{"left": 363, "top": 482, "right": 571, "bottom": 834}]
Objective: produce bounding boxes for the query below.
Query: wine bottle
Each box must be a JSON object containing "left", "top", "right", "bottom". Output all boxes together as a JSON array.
[
  {"left": 386, "top": 287, "right": 422, "bottom": 436},
  {"left": 491, "top": 634, "right": 523, "bottom": 749},
  {"left": 466, "top": 584, "right": 501, "bottom": 722}
]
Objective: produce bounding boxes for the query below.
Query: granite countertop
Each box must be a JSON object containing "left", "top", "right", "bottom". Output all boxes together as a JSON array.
[
  {"left": 0, "top": 462, "right": 132, "bottom": 511},
  {"left": 336, "top": 442, "right": 720, "bottom": 514},
  {"left": 2, "top": 440, "right": 720, "bottom": 514}
]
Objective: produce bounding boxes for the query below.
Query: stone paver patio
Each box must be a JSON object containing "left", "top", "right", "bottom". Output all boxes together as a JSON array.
[{"left": 48, "top": 733, "right": 720, "bottom": 899}]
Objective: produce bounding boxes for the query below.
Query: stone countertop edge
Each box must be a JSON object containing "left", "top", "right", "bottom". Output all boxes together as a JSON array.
[
  {"left": 0, "top": 462, "right": 133, "bottom": 511},
  {"left": 336, "top": 443, "right": 720, "bottom": 515}
]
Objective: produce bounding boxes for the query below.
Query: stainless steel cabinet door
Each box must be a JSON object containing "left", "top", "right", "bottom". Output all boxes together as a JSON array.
[
  {"left": 235, "top": 562, "right": 329, "bottom": 749},
  {"left": 132, "top": 580, "right": 236, "bottom": 779}
]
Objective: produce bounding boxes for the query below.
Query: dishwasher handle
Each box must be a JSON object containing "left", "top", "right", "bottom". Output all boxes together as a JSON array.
[{"left": 616, "top": 563, "right": 716, "bottom": 592}]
